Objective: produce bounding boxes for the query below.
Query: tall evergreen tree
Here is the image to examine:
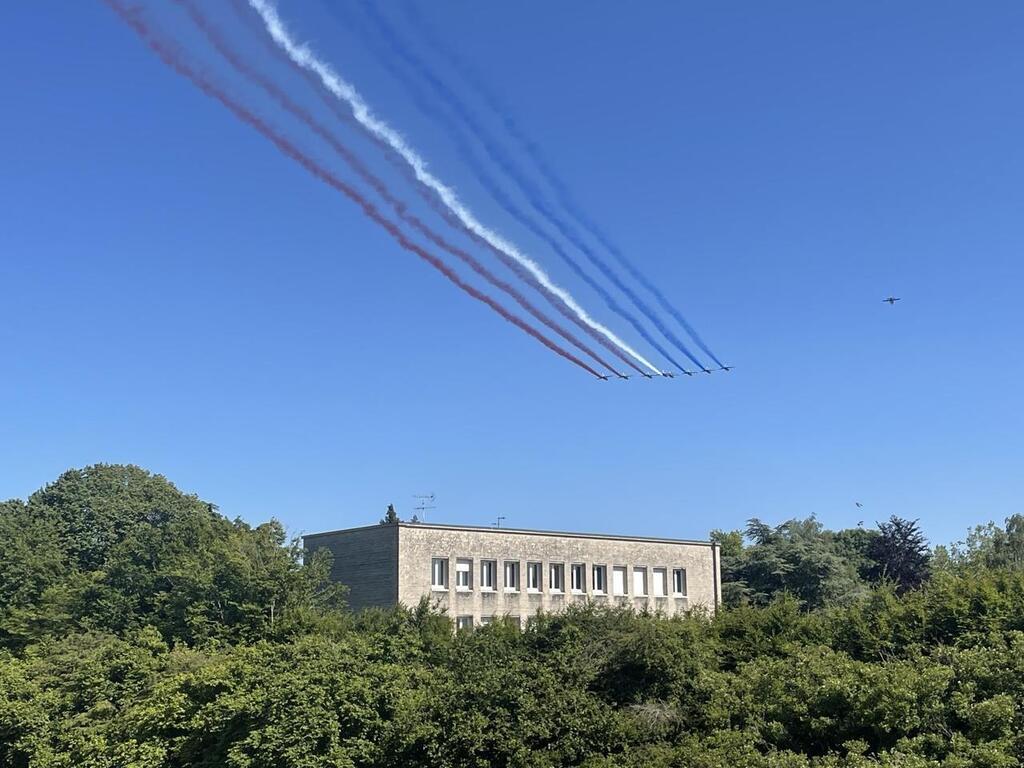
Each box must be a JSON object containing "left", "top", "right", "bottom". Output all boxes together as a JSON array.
[
  {"left": 867, "top": 516, "right": 931, "bottom": 592},
  {"left": 379, "top": 504, "right": 401, "bottom": 525}
]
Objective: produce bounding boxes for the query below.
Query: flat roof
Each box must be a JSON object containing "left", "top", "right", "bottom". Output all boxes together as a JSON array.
[{"left": 303, "top": 521, "right": 715, "bottom": 547}]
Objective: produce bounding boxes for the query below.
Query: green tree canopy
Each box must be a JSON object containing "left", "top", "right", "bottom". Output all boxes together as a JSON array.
[
  {"left": 866, "top": 516, "right": 931, "bottom": 592},
  {"left": 717, "top": 517, "right": 867, "bottom": 610},
  {"left": 26, "top": 464, "right": 208, "bottom": 572}
]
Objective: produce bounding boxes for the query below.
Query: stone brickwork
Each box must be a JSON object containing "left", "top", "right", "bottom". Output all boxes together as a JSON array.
[
  {"left": 397, "top": 524, "right": 720, "bottom": 624},
  {"left": 306, "top": 523, "right": 720, "bottom": 624}
]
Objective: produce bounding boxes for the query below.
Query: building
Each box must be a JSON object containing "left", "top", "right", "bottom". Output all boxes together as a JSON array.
[{"left": 303, "top": 522, "right": 722, "bottom": 628}]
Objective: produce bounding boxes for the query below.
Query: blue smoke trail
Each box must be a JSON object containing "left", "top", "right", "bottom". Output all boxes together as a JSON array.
[
  {"left": 379, "top": 2, "right": 722, "bottom": 370},
  {"left": 401, "top": 3, "right": 726, "bottom": 369},
  {"left": 398, "top": 2, "right": 725, "bottom": 369},
  {"left": 352, "top": 0, "right": 713, "bottom": 372},
  {"left": 337, "top": 3, "right": 693, "bottom": 374},
  {"left": 473, "top": 148, "right": 693, "bottom": 376}
]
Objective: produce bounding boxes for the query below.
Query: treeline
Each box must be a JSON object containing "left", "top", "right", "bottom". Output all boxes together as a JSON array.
[
  {"left": 2, "top": 465, "right": 1024, "bottom": 767},
  {"left": 714, "top": 514, "right": 933, "bottom": 610}
]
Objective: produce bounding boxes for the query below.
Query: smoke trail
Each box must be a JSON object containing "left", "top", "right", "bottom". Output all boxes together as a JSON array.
[
  {"left": 352, "top": 1, "right": 707, "bottom": 374},
  {"left": 464, "top": 139, "right": 695, "bottom": 376},
  {"left": 103, "top": 1, "right": 606, "bottom": 380},
  {"left": 395, "top": 1, "right": 726, "bottom": 369},
  {"left": 334, "top": 5, "right": 688, "bottom": 374},
  {"left": 227, "top": 0, "right": 646, "bottom": 378},
  {"left": 177, "top": 0, "right": 624, "bottom": 379},
  {"left": 244, "top": 0, "right": 662, "bottom": 376}
]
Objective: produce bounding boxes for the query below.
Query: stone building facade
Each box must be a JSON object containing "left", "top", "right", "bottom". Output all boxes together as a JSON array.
[{"left": 304, "top": 522, "right": 721, "bottom": 627}]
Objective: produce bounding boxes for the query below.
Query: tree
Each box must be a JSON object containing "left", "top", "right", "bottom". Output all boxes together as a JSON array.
[
  {"left": 0, "top": 465, "right": 347, "bottom": 648},
  {"left": 0, "top": 500, "right": 67, "bottom": 644},
  {"left": 866, "top": 516, "right": 931, "bottom": 592},
  {"left": 719, "top": 517, "right": 866, "bottom": 609},
  {"left": 27, "top": 464, "right": 208, "bottom": 572},
  {"left": 379, "top": 504, "right": 400, "bottom": 525},
  {"left": 948, "top": 514, "right": 1024, "bottom": 571}
]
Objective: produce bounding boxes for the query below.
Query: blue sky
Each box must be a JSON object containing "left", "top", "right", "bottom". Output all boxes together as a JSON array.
[{"left": 2, "top": 1, "right": 1022, "bottom": 547}]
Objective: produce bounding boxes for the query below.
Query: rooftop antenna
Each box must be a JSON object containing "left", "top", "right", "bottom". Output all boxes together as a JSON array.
[
  {"left": 412, "top": 493, "right": 436, "bottom": 521},
  {"left": 494, "top": 515, "right": 506, "bottom": 528}
]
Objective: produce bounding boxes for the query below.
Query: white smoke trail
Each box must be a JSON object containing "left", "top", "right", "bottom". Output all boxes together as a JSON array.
[{"left": 246, "top": 0, "right": 661, "bottom": 375}]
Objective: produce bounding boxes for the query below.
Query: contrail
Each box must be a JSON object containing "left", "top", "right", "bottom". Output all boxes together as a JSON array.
[
  {"left": 228, "top": 0, "right": 647, "bottom": 378},
  {"left": 393, "top": 1, "right": 726, "bottom": 369},
  {"left": 464, "top": 138, "right": 695, "bottom": 376},
  {"left": 244, "top": 0, "right": 662, "bottom": 376},
  {"left": 176, "top": 0, "right": 625, "bottom": 378},
  {"left": 337, "top": 4, "right": 694, "bottom": 374},
  {"left": 103, "top": 1, "right": 607, "bottom": 380},
  {"left": 352, "top": 0, "right": 707, "bottom": 374}
]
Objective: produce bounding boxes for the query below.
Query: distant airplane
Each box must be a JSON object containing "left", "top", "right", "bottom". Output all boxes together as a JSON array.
[
  {"left": 855, "top": 502, "right": 863, "bottom": 508},
  {"left": 883, "top": 296, "right": 901, "bottom": 305},
  {"left": 718, "top": 365, "right": 734, "bottom": 372},
  {"left": 638, "top": 372, "right": 655, "bottom": 379},
  {"left": 597, "top": 375, "right": 609, "bottom": 381},
  {"left": 700, "top": 367, "right": 713, "bottom": 375},
  {"left": 662, "top": 372, "right": 675, "bottom": 378}
]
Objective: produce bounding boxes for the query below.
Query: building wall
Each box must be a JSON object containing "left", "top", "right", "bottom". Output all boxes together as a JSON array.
[
  {"left": 396, "top": 524, "right": 720, "bottom": 625},
  {"left": 303, "top": 525, "right": 399, "bottom": 612}
]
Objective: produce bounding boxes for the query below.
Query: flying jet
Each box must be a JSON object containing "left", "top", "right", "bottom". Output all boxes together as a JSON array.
[
  {"left": 597, "top": 375, "right": 609, "bottom": 381},
  {"left": 638, "top": 371, "right": 655, "bottom": 379},
  {"left": 718, "top": 365, "right": 734, "bottom": 372},
  {"left": 662, "top": 372, "right": 675, "bottom": 378},
  {"left": 883, "top": 296, "right": 901, "bottom": 305},
  {"left": 700, "top": 367, "right": 714, "bottom": 375}
]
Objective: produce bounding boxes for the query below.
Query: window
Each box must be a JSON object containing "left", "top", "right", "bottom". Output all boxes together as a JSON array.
[
  {"left": 456, "top": 615, "right": 474, "bottom": 632},
  {"left": 549, "top": 563, "right": 565, "bottom": 593},
  {"left": 431, "top": 557, "right": 448, "bottom": 590},
  {"left": 571, "top": 563, "right": 586, "bottom": 593},
  {"left": 455, "top": 559, "right": 472, "bottom": 591},
  {"left": 633, "top": 567, "right": 648, "bottom": 596},
  {"left": 527, "top": 562, "right": 542, "bottom": 592},
  {"left": 480, "top": 616, "right": 494, "bottom": 626},
  {"left": 504, "top": 561, "right": 520, "bottom": 591},
  {"left": 480, "top": 560, "right": 496, "bottom": 591},
  {"left": 592, "top": 565, "right": 607, "bottom": 594},
  {"left": 673, "top": 568, "right": 687, "bottom": 596},
  {"left": 612, "top": 566, "right": 627, "bottom": 596},
  {"left": 653, "top": 568, "right": 667, "bottom": 597}
]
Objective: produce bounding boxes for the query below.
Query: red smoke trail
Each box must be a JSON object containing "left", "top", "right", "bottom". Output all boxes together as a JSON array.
[
  {"left": 227, "top": 0, "right": 645, "bottom": 380},
  {"left": 177, "top": 0, "right": 623, "bottom": 379},
  {"left": 104, "top": 1, "right": 605, "bottom": 379}
]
